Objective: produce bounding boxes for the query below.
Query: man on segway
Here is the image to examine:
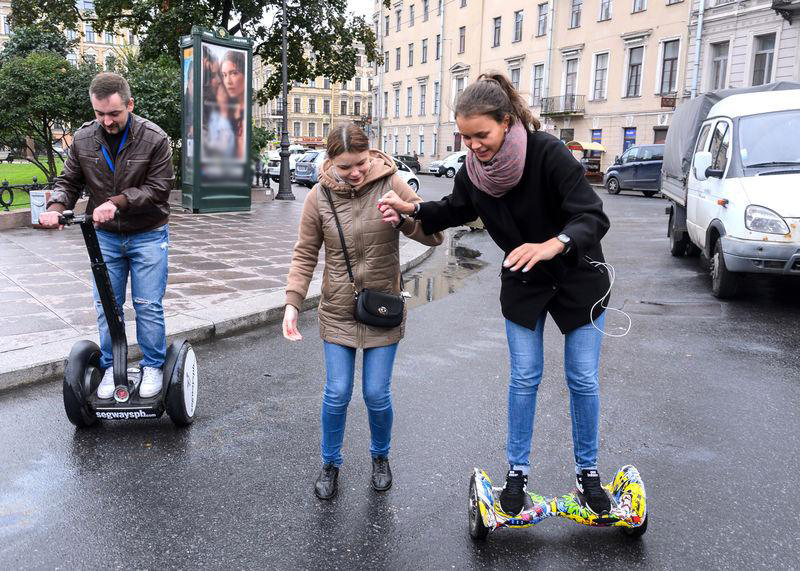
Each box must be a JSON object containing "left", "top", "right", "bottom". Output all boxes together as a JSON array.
[{"left": 39, "top": 72, "right": 174, "bottom": 401}]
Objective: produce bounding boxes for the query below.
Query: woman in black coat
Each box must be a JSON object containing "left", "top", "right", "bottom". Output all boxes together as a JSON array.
[{"left": 379, "top": 73, "right": 613, "bottom": 517}]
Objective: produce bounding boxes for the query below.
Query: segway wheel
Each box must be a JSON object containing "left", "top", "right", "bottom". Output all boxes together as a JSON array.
[
  {"left": 63, "top": 340, "right": 101, "bottom": 428},
  {"left": 468, "top": 474, "right": 490, "bottom": 541},
  {"left": 621, "top": 512, "right": 648, "bottom": 538},
  {"left": 166, "top": 342, "right": 198, "bottom": 426}
]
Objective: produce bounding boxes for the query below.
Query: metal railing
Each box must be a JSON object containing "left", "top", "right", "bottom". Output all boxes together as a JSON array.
[
  {"left": 540, "top": 94, "right": 586, "bottom": 116},
  {"left": 0, "top": 178, "right": 55, "bottom": 211}
]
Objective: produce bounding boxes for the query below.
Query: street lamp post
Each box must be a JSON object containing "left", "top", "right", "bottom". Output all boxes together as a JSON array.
[{"left": 275, "top": 0, "right": 295, "bottom": 200}]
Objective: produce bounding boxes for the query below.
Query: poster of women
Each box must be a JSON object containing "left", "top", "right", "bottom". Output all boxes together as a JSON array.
[{"left": 200, "top": 42, "right": 248, "bottom": 164}]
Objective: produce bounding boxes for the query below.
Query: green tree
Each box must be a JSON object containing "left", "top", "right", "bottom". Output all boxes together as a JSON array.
[
  {"left": 10, "top": 0, "right": 389, "bottom": 102},
  {"left": 251, "top": 125, "right": 274, "bottom": 159},
  {"left": 0, "top": 24, "right": 75, "bottom": 62},
  {"left": 0, "top": 52, "right": 96, "bottom": 181}
]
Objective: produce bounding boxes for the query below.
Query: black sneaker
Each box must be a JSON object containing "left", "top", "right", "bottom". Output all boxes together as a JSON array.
[
  {"left": 314, "top": 463, "right": 339, "bottom": 500},
  {"left": 498, "top": 469, "right": 529, "bottom": 515},
  {"left": 576, "top": 469, "right": 611, "bottom": 514},
  {"left": 371, "top": 456, "right": 392, "bottom": 491}
]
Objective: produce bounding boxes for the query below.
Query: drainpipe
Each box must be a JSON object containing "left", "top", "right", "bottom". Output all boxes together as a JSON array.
[
  {"left": 376, "top": 5, "right": 384, "bottom": 150},
  {"left": 690, "top": 0, "right": 706, "bottom": 98},
  {"left": 543, "top": 0, "right": 556, "bottom": 103},
  {"left": 435, "top": 0, "right": 446, "bottom": 159}
]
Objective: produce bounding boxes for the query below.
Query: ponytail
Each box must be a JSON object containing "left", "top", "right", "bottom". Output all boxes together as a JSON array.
[{"left": 454, "top": 71, "right": 541, "bottom": 132}]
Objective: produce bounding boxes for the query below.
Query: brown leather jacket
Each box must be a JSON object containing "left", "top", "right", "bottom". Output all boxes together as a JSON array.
[
  {"left": 285, "top": 150, "right": 443, "bottom": 348},
  {"left": 47, "top": 113, "right": 174, "bottom": 233}
]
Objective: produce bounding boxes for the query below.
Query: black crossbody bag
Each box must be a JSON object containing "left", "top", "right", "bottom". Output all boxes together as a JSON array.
[{"left": 322, "top": 186, "right": 405, "bottom": 328}]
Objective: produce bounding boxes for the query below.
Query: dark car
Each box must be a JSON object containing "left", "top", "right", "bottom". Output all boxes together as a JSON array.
[
  {"left": 392, "top": 154, "right": 420, "bottom": 174},
  {"left": 603, "top": 144, "right": 664, "bottom": 197}
]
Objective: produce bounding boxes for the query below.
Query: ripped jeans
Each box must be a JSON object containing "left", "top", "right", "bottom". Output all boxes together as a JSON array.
[{"left": 93, "top": 225, "right": 169, "bottom": 370}]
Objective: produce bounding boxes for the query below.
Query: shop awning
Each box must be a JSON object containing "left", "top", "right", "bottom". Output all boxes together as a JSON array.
[{"left": 566, "top": 140, "right": 606, "bottom": 152}]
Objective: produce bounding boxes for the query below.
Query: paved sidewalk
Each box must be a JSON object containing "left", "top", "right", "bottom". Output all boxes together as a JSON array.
[{"left": 0, "top": 192, "right": 433, "bottom": 391}]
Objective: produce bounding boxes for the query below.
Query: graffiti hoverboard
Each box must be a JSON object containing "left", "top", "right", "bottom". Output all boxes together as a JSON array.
[
  {"left": 59, "top": 210, "right": 198, "bottom": 428},
  {"left": 468, "top": 465, "right": 647, "bottom": 540}
]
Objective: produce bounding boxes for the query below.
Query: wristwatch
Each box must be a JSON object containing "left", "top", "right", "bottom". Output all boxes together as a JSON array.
[{"left": 556, "top": 233, "right": 572, "bottom": 255}]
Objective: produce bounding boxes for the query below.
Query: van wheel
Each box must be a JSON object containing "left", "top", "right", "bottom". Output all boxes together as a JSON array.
[
  {"left": 606, "top": 177, "right": 620, "bottom": 194},
  {"left": 711, "top": 237, "right": 740, "bottom": 299}
]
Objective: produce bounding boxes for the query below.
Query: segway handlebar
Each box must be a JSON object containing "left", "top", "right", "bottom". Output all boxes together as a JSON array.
[{"left": 58, "top": 210, "right": 87, "bottom": 225}]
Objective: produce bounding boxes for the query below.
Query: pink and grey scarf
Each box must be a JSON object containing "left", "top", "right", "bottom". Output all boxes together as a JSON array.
[{"left": 465, "top": 120, "right": 528, "bottom": 198}]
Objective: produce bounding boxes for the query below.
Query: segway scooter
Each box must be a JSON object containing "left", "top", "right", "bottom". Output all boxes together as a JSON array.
[
  {"left": 468, "top": 465, "right": 648, "bottom": 541},
  {"left": 59, "top": 210, "right": 198, "bottom": 428}
]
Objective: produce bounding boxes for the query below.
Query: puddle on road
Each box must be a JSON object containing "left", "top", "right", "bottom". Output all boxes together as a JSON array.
[{"left": 404, "top": 229, "right": 488, "bottom": 310}]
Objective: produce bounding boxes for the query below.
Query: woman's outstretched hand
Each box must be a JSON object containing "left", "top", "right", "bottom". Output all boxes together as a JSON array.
[
  {"left": 378, "top": 203, "right": 401, "bottom": 226},
  {"left": 503, "top": 238, "right": 565, "bottom": 272},
  {"left": 379, "top": 191, "right": 415, "bottom": 216},
  {"left": 282, "top": 305, "right": 303, "bottom": 341}
]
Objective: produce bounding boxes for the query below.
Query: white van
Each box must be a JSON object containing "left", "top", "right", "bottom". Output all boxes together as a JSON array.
[
  {"left": 428, "top": 151, "right": 467, "bottom": 178},
  {"left": 664, "top": 88, "right": 800, "bottom": 297}
]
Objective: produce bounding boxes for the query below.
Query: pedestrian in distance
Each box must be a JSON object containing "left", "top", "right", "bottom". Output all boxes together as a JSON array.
[
  {"left": 378, "top": 72, "right": 614, "bottom": 516},
  {"left": 38, "top": 72, "right": 174, "bottom": 401},
  {"left": 282, "top": 122, "right": 443, "bottom": 500}
]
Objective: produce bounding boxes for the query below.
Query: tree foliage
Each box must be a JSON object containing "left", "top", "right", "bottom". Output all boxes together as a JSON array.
[
  {"left": 251, "top": 125, "right": 274, "bottom": 159},
  {"left": 11, "top": 0, "right": 390, "bottom": 102},
  {"left": 0, "top": 24, "right": 75, "bottom": 62}
]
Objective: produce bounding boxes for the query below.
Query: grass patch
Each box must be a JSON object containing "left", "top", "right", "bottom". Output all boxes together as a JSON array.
[{"left": 0, "top": 159, "right": 64, "bottom": 210}]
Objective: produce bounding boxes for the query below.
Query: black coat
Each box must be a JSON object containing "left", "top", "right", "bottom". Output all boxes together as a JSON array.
[{"left": 418, "top": 130, "right": 611, "bottom": 334}]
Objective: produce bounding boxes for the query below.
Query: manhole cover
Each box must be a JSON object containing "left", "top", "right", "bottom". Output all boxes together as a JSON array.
[{"left": 621, "top": 300, "right": 722, "bottom": 317}]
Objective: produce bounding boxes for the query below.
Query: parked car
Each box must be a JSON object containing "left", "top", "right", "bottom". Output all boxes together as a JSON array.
[
  {"left": 427, "top": 151, "right": 467, "bottom": 178},
  {"left": 393, "top": 158, "right": 420, "bottom": 192},
  {"left": 661, "top": 83, "right": 800, "bottom": 298},
  {"left": 294, "top": 150, "right": 327, "bottom": 188},
  {"left": 392, "top": 154, "right": 421, "bottom": 174},
  {"left": 265, "top": 144, "right": 307, "bottom": 182},
  {"left": 603, "top": 144, "right": 664, "bottom": 197}
]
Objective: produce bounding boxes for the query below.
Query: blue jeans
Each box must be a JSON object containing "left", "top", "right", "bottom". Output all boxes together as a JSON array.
[
  {"left": 321, "top": 341, "right": 399, "bottom": 467},
  {"left": 93, "top": 225, "right": 169, "bottom": 370},
  {"left": 505, "top": 312, "right": 606, "bottom": 475}
]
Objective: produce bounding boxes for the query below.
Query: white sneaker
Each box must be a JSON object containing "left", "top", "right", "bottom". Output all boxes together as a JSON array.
[
  {"left": 97, "top": 368, "right": 114, "bottom": 399},
  {"left": 139, "top": 366, "right": 163, "bottom": 398}
]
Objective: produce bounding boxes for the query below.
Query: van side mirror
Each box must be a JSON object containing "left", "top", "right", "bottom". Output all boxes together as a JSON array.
[{"left": 693, "top": 151, "right": 713, "bottom": 181}]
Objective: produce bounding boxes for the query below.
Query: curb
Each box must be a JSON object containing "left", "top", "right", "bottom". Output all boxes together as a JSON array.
[{"left": 0, "top": 240, "right": 435, "bottom": 394}]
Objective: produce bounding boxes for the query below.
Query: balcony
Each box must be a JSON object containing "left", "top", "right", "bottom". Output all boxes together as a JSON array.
[
  {"left": 772, "top": 0, "right": 800, "bottom": 23},
  {"left": 540, "top": 95, "right": 585, "bottom": 116}
]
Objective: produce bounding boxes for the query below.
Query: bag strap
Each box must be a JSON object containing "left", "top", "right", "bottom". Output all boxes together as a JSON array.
[{"left": 321, "top": 186, "right": 358, "bottom": 295}]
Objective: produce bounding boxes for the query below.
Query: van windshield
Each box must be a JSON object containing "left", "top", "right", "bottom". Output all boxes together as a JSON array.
[{"left": 739, "top": 110, "right": 800, "bottom": 170}]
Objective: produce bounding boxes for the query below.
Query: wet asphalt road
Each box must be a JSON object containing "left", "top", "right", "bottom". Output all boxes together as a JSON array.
[{"left": 2, "top": 178, "right": 799, "bottom": 569}]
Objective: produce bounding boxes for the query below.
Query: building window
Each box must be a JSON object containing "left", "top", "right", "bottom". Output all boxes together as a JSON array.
[
  {"left": 85, "top": 23, "right": 95, "bottom": 43},
  {"left": 436, "top": 35, "right": 442, "bottom": 60},
  {"left": 340, "top": 99, "right": 348, "bottom": 115},
  {"left": 623, "top": 127, "right": 636, "bottom": 151},
  {"left": 405, "top": 134, "right": 411, "bottom": 153},
  {"left": 432, "top": 132, "right": 438, "bottom": 155},
  {"left": 406, "top": 87, "right": 413, "bottom": 117},
  {"left": 127, "top": 32, "right": 136, "bottom": 44},
  {"left": 394, "top": 88, "right": 400, "bottom": 118},
  {"left": 294, "top": 97, "right": 301, "bottom": 113},
  {"left": 531, "top": 64, "right": 544, "bottom": 105},
  {"left": 423, "top": 0, "right": 429, "bottom": 21},
  {"left": 308, "top": 122, "right": 316, "bottom": 137},
  {"left": 564, "top": 58, "right": 578, "bottom": 96},
  {"left": 354, "top": 77, "right": 361, "bottom": 91},
  {"left": 324, "top": 99, "right": 331, "bottom": 114},
  {"left": 537, "top": 4, "right": 548, "bottom": 37},
  {"left": 384, "top": 51, "right": 389, "bottom": 72},
  {"left": 324, "top": 77, "right": 331, "bottom": 89},
  {"left": 395, "top": 47, "right": 401, "bottom": 70},
  {"left": 323, "top": 123, "right": 330, "bottom": 137},
  {"left": 633, "top": 0, "right": 646, "bottom": 12},
  {"left": 434, "top": 81, "right": 441, "bottom": 114},
  {"left": 105, "top": 31, "right": 114, "bottom": 44},
  {"left": 599, "top": 0, "right": 611, "bottom": 21},
  {"left": 368, "top": 101, "right": 373, "bottom": 117},
  {"left": 419, "top": 134, "right": 425, "bottom": 155},
  {"left": 408, "top": 43, "right": 414, "bottom": 67},
  {"left": 354, "top": 101, "right": 361, "bottom": 116},
  {"left": 458, "top": 27, "right": 466, "bottom": 53},
  {"left": 382, "top": 92, "right": 388, "bottom": 117},
  {"left": 752, "top": 33, "right": 775, "bottom": 87},
  {"left": 83, "top": 0, "right": 95, "bottom": 9},
  {"left": 394, "top": 134, "right": 399, "bottom": 154},
  {"left": 396, "top": 9, "right": 402, "bottom": 32},
  {"left": 513, "top": 11, "right": 523, "bottom": 42},
  {"left": 593, "top": 53, "right": 608, "bottom": 100},
  {"left": 409, "top": 4, "right": 415, "bottom": 26},
  {"left": 420, "top": 84, "right": 427, "bottom": 115},
  {"left": 510, "top": 68, "right": 521, "bottom": 91},
  {"left": 710, "top": 41, "right": 729, "bottom": 91},
  {"left": 455, "top": 76, "right": 466, "bottom": 105},
  {"left": 384, "top": 15, "right": 390, "bottom": 36},
  {"left": 65, "top": 29, "right": 77, "bottom": 41},
  {"left": 461, "top": 0, "right": 467, "bottom": 6},
  {"left": 492, "top": 17, "right": 501, "bottom": 47},
  {"left": 559, "top": 128, "right": 574, "bottom": 143},
  {"left": 570, "top": 0, "right": 582, "bottom": 28},
  {"left": 626, "top": 46, "right": 644, "bottom": 97},
  {"left": 67, "top": 52, "right": 78, "bottom": 66},
  {"left": 660, "top": 40, "right": 679, "bottom": 94},
  {"left": 383, "top": 134, "right": 388, "bottom": 151},
  {"left": 421, "top": 39, "right": 428, "bottom": 63},
  {"left": 293, "top": 122, "right": 301, "bottom": 137},
  {"left": 309, "top": 98, "right": 316, "bottom": 113}
]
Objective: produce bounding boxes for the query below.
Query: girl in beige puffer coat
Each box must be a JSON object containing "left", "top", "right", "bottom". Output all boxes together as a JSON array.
[{"left": 283, "top": 123, "right": 443, "bottom": 500}]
